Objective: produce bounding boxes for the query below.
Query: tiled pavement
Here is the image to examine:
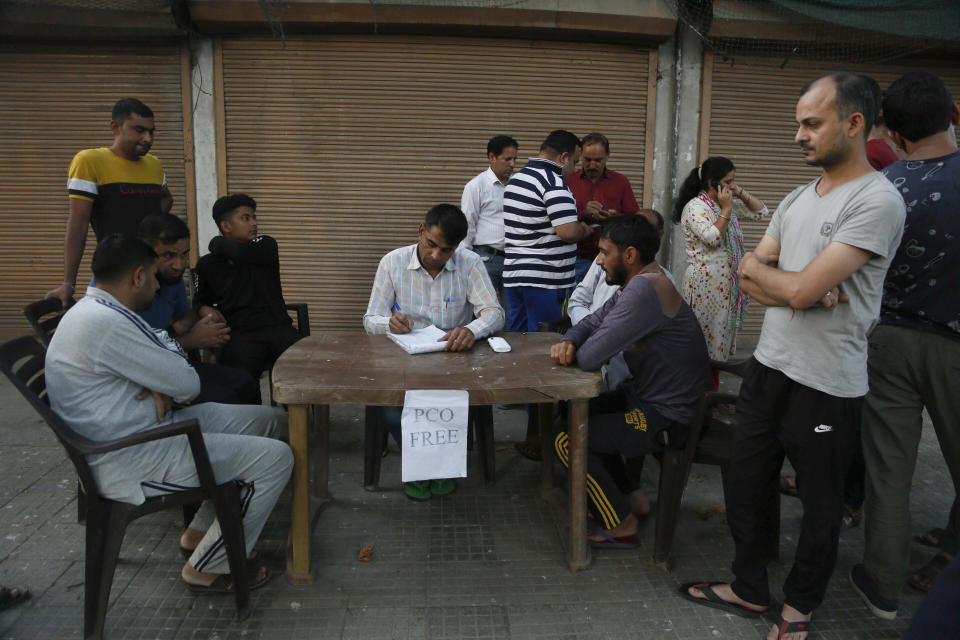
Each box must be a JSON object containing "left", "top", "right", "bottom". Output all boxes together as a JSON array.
[{"left": 0, "top": 372, "right": 950, "bottom": 639}]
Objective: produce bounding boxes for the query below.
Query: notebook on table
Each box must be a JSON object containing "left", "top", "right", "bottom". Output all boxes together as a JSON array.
[{"left": 386, "top": 324, "right": 448, "bottom": 354}]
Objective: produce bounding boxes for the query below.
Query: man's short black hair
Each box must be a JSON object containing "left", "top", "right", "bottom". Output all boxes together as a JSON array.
[
  {"left": 601, "top": 215, "right": 660, "bottom": 264},
  {"left": 138, "top": 214, "right": 190, "bottom": 247},
  {"left": 92, "top": 234, "right": 157, "bottom": 284},
  {"left": 487, "top": 135, "right": 518, "bottom": 157},
  {"left": 883, "top": 71, "right": 955, "bottom": 143},
  {"left": 112, "top": 98, "right": 154, "bottom": 124},
  {"left": 539, "top": 130, "right": 581, "bottom": 157},
  {"left": 424, "top": 204, "right": 469, "bottom": 246},
  {"left": 800, "top": 72, "right": 876, "bottom": 141},
  {"left": 212, "top": 193, "right": 257, "bottom": 232},
  {"left": 581, "top": 132, "right": 610, "bottom": 154}
]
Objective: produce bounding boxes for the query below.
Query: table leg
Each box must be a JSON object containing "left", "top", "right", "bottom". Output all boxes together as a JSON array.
[
  {"left": 538, "top": 403, "right": 555, "bottom": 498},
  {"left": 311, "top": 404, "right": 331, "bottom": 500},
  {"left": 286, "top": 403, "right": 314, "bottom": 584},
  {"left": 566, "top": 399, "right": 590, "bottom": 572}
]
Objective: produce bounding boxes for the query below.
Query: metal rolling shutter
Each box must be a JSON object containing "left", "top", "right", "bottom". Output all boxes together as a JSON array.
[
  {"left": 702, "top": 55, "right": 960, "bottom": 349},
  {"left": 0, "top": 43, "right": 187, "bottom": 339},
  {"left": 220, "top": 36, "right": 654, "bottom": 332}
]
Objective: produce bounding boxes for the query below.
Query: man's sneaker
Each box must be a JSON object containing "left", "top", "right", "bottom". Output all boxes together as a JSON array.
[{"left": 849, "top": 564, "right": 898, "bottom": 620}]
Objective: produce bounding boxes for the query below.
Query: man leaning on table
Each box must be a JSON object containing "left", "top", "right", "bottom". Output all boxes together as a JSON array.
[{"left": 363, "top": 203, "right": 505, "bottom": 500}]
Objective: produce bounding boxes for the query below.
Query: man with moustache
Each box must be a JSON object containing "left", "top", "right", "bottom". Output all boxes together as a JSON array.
[
  {"left": 566, "top": 132, "right": 640, "bottom": 284},
  {"left": 460, "top": 135, "right": 518, "bottom": 299},
  {"left": 681, "top": 72, "right": 905, "bottom": 640},
  {"left": 549, "top": 215, "right": 711, "bottom": 548},
  {"left": 137, "top": 213, "right": 260, "bottom": 405},
  {"left": 47, "top": 98, "right": 174, "bottom": 308}
]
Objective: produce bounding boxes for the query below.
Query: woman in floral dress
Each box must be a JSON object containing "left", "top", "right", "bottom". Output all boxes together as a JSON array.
[{"left": 673, "top": 156, "right": 768, "bottom": 388}]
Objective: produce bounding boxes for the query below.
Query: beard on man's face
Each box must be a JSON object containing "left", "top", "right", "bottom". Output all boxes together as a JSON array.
[{"left": 604, "top": 264, "right": 627, "bottom": 287}]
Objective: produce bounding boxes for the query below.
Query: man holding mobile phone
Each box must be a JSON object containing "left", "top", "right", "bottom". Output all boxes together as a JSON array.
[{"left": 566, "top": 132, "right": 640, "bottom": 285}]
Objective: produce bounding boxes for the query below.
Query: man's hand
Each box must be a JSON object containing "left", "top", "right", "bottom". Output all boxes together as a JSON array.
[
  {"left": 197, "top": 305, "right": 225, "bottom": 324},
  {"left": 550, "top": 340, "right": 577, "bottom": 366},
  {"left": 817, "top": 286, "right": 850, "bottom": 309},
  {"left": 44, "top": 284, "right": 74, "bottom": 309},
  {"left": 584, "top": 200, "right": 606, "bottom": 222},
  {"left": 389, "top": 312, "right": 413, "bottom": 334},
  {"left": 440, "top": 327, "right": 475, "bottom": 352},
  {"left": 137, "top": 387, "right": 172, "bottom": 421},
  {"left": 181, "top": 314, "right": 231, "bottom": 350}
]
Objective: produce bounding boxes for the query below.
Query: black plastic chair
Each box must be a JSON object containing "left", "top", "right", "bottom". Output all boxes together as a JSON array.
[
  {"left": 650, "top": 358, "right": 780, "bottom": 569},
  {"left": 0, "top": 336, "right": 251, "bottom": 639},
  {"left": 22, "top": 297, "right": 75, "bottom": 345},
  {"left": 363, "top": 405, "right": 496, "bottom": 489}
]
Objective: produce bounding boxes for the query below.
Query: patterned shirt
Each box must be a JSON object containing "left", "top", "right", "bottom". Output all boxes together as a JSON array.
[
  {"left": 362, "top": 243, "right": 505, "bottom": 338},
  {"left": 503, "top": 158, "right": 580, "bottom": 289},
  {"left": 879, "top": 151, "right": 960, "bottom": 340}
]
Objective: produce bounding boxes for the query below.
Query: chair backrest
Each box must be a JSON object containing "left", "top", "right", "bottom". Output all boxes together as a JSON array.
[
  {"left": 0, "top": 335, "right": 99, "bottom": 497},
  {"left": 23, "top": 298, "right": 74, "bottom": 346}
]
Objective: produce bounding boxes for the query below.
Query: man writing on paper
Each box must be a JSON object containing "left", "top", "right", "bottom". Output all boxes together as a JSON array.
[{"left": 363, "top": 204, "right": 504, "bottom": 500}]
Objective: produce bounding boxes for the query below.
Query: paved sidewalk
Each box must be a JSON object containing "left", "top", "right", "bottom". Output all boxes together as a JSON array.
[{"left": 0, "top": 371, "right": 949, "bottom": 639}]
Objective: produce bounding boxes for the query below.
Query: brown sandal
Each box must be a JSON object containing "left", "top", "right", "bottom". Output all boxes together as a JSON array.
[
  {"left": 908, "top": 551, "right": 953, "bottom": 593},
  {"left": 186, "top": 566, "right": 272, "bottom": 594}
]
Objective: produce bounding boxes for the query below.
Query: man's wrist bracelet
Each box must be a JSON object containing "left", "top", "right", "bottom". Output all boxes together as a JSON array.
[{"left": 62, "top": 282, "right": 75, "bottom": 291}]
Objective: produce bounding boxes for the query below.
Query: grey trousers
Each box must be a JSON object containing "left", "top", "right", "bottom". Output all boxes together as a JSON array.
[
  {"left": 94, "top": 403, "right": 293, "bottom": 575},
  {"left": 862, "top": 325, "right": 960, "bottom": 601}
]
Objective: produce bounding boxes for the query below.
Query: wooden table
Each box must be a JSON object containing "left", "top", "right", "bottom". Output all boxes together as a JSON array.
[{"left": 271, "top": 331, "right": 602, "bottom": 584}]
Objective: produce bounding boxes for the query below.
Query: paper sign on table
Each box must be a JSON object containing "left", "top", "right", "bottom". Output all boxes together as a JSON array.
[
  {"left": 401, "top": 389, "right": 469, "bottom": 482},
  {"left": 386, "top": 324, "right": 447, "bottom": 354}
]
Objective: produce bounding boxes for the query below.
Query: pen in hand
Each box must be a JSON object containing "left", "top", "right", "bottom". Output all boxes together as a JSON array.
[{"left": 389, "top": 300, "right": 413, "bottom": 334}]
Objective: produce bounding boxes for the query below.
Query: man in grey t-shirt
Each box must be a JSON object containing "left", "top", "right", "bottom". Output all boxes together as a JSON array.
[{"left": 682, "top": 73, "right": 905, "bottom": 639}]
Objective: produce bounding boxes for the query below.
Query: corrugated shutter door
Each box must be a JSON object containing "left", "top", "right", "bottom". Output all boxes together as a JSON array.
[
  {"left": 221, "top": 36, "right": 653, "bottom": 331},
  {"left": 704, "top": 56, "right": 960, "bottom": 350},
  {"left": 0, "top": 43, "right": 186, "bottom": 339}
]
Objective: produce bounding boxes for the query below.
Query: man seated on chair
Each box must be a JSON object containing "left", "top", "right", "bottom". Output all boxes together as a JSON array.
[
  {"left": 137, "top": 213, "right": 261, "bottom": 405},
  {"left": 363, "top": 203, "right": 505, "bottom": 500},
  {"left": 550, "top": 215, "right": 712, "bottom": 548},
  {"left": 45, "top": 234, "right": 293, "bottom": 592},
  {"left": 193, "top": 193, "right": 300, "bottom": 380}
]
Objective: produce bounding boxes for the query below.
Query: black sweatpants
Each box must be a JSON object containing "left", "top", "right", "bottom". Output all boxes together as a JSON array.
[
  {"left": 193, "top": 362, "right": 262, "bottom": 405},
  {"left": 725, "top": 358, "right": 862, "bottom": 614},
  {"left": 555, "top": 390, "right": 680, "bottom": 530},
  {"left": 219, "top": 322, "right": 300, "bottom": 380}
]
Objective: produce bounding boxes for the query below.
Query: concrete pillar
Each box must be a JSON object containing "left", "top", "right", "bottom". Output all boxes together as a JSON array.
[
  {"left": 189, "top": 35, "right": 220, "bottom": 255},
  {"left": 653, "top": 24, "right": 704, "bottom": 280}
]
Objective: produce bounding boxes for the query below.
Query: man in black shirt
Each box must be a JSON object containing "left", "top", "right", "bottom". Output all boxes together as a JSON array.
[{"left": 193, "top": 194, "right": 300, "bottom": 379}]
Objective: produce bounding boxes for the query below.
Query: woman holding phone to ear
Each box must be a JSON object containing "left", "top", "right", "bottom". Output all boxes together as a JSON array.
[{"left": 674, "top": 156, "right": 768, "bottom": 388}]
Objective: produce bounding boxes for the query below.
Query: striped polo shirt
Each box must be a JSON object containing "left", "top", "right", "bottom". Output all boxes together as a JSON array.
[{"left": 503, "top": 158, "right": 579, "bottom": 289}]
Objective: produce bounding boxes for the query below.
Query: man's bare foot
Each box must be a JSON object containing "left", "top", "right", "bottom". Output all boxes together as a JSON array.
[
  {"left": 626, "top": 489, "right": 650, "bottom": 519},
  {"left": 180, "top": 527, "right": 205, "bottom": 552},
  {"left": 182, "top": 561, "right": 267, "bottom": 587},
  {"left": 686, "top": 583, "right": 767, "bottom": 613},
  {"left": 766, "top": 604, "right": 811, "bottom": 640},
  {"left": 587, "top": 512, "right": 639, "bottom": 542}
]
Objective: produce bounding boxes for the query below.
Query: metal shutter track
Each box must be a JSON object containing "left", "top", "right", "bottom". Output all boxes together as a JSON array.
[
  {"left": 221, "top": 36, "right": 652, "bottom": 332},
  {"left": 705, "top": 56, "right": 960, "bottom": 348},
  {"left": 0, "top": 44, "right": 186, "bottom": 339}
]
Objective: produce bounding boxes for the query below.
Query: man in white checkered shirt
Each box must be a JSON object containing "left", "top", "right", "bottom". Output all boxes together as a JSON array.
[{"left": 363, "top": 203, "right": 505, "bottom": 500}]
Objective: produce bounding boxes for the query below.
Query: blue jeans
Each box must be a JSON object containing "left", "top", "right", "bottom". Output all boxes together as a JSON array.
[
  {"left": 504, "top": 286, "right": 566, "bottom": 332},
  {"left": 574, "top": 256, "right": 596, "bottom": 287},
  {"left": 475, "top": 245, "right": 507, "bottom": 315}
]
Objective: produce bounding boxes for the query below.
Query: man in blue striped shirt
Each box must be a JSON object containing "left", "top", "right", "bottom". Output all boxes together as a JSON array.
[{"left": 503, "top": 130, "right": 592, "bottom": 331}]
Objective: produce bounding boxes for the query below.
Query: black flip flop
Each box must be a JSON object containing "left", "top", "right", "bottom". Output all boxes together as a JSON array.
[
  {"left": 774, "top": 616, "right": 811, "bottom": 639},
  {"left": 677, "top": 582, "right": 764, "bottom": 619}
]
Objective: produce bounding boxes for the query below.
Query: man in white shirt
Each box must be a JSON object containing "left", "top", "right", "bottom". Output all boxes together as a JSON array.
[{"left": 460, "top": 135, "right": 518, "bottom": 300}]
